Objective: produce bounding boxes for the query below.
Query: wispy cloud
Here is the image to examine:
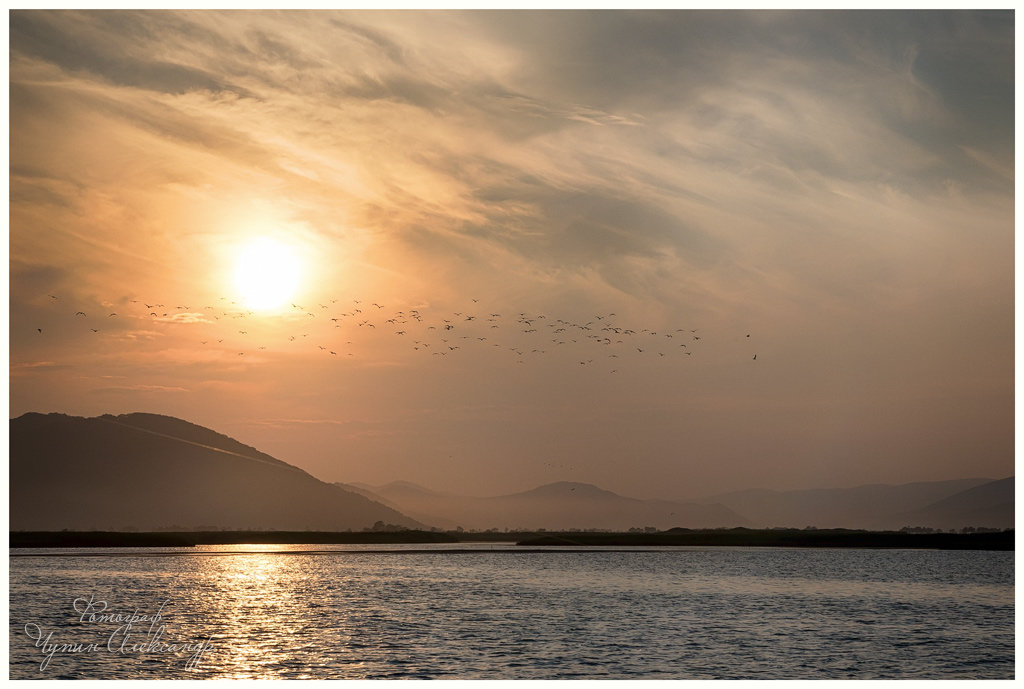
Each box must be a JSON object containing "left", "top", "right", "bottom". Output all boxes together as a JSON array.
[
  {"left": 93, "top": 384, "right": 190, "bottom": 393},
  {"left": 152, "top": 312, "right": 213, "bottom": 324}
]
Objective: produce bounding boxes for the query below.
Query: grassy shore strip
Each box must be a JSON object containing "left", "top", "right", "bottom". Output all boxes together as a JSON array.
[
  {"left": 9, "top": 530, "right": 459, "bottom": 548},
  {"left": 516, "top": 528, "right": 1014, "bottom": 550},
  {"left": 8, "top": 528, "right": 1014, "bottom": 550}
]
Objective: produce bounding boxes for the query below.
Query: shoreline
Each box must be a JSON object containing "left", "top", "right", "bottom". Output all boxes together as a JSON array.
[{"left": 9, "top": 528, "right": 1014, "bottom": 551}]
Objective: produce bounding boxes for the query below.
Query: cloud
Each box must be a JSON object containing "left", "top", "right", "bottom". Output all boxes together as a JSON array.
[
  {"left": 152, "top": 312, "right": 213, "bottom": 324},
  {"left": 93, "top": 384, "right": 190, "bottom": 393},
  {"left": 248, "top": 417, "right": 352, "bottom": 427},
  {"left": 10, "top": 361, "right": 62, "bottom": 375},
  {"left": 10, "top": 11, "right": 1012, "bottom": 323},
  {"left": 10, "top": 11, "right": 249, "bottom": 96}
]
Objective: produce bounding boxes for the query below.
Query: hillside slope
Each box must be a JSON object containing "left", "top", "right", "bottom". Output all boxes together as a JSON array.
[
  {"left": 894, "top": 477, "right": 1013, "bottom": 530},
  {"left": 363, "top": 480, "right": 750, "bottom": 530},
  {"left": 10, "top": 412, "right": 421, "bottom": 531},
  {"left": 698, "top": 478, "right": 1003, "bottom": 529}
]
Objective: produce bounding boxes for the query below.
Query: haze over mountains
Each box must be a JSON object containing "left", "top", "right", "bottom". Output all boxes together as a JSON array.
[
  {"left": 892, "top": 477, "right": 1014, "bottom": 531},
  {"left": 347, "top": 477, "right": 1014, "bottom": 532},
  {"left": 9, "top": 412, "right": 1013, "bottom": 533},
  {"left": 339, "top": 481, "right": 749, "bottom": 531},
  {"left": 10, "top": 412, "right": 420, "bottom": 531},
  {"left": 695, "top": 478, "right": 1014, "bottom": 531}
]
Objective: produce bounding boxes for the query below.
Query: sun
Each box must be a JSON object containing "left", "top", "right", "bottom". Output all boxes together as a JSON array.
[{"left": 234, "top": 237, "right": 301, "bottom": 311}]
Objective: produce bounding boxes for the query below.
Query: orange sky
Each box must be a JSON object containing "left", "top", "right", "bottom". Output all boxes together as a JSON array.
[{"left": 8, "top": 10, "right": 1014, "bottom": 498}]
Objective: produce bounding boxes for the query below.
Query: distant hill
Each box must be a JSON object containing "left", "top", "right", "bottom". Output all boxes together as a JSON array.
[
  {"left": 360, "top": 480, "right": 750, "bottom": 531},
  {"left": 10, "top": 412, "right": 421, "bottom": 531},
  {"left": 696, "top": 478, "right": 1009, "bottom": 530},
  {"left": 894, "top": 477, "right": 1014, "bottom": 530},
  {"left": 335, "top": 481, "right": 459, "bottom": 529}
]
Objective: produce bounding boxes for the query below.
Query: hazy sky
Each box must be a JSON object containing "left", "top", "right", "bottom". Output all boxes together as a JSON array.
[{"left": 8, "top": 10, "right": 1014, "bottom": 499}]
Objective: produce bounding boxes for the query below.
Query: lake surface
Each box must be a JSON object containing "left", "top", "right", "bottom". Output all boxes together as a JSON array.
[{"left": 8, "top": 544, "right": 1014, "bottom": 679}]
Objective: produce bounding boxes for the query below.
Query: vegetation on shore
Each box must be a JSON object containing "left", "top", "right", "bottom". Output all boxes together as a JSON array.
[
  {"left": 514, "top": 528, "right": 1014, "bottom": 550},
  {"left": 9, "top": 527, "right": 1014, "bottom": 550},
  {"left": 9, "top": 530, "right": 458, "bottom": 548}
]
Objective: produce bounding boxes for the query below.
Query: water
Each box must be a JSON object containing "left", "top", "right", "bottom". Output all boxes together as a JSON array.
[{"left": 8, "top": 545, "right": 1014, "bottom": 679}]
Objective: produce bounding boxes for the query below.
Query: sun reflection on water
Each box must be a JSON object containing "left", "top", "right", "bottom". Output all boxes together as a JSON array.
[
  {"left": 194, "top": 543, "right": 309, "bottom": 554},
  {"left": 195, "top": 552, "right": 323, "bottom": 679}
]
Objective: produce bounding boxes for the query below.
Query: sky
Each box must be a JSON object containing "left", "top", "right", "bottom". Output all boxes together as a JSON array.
[{"left": 8, "top": 10, "right": 1014, "bottom": 499}]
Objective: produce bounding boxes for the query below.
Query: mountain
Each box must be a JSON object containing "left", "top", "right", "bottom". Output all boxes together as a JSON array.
[
  {"left": 697, "top": 478, "right": 1005, "bottom": 530},
  {"left": 894, "top": 477, "right": 1014, "bottom": 530},
  {"left": 10, "top": 412, "right": 421, "bottom": 531},
  {"left": 335, "top": 481, "right": 459, "bottom": 529},
  {"left": 360, "top": 480, "right": 750, "bottom": 531}
]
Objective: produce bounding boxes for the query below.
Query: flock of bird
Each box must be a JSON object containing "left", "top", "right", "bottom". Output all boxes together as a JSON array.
[{"left": 32, "top": 293, "right": 758, "bottom": 372}]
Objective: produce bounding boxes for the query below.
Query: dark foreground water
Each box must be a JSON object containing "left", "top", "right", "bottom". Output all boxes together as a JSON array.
[{"left": 8, "top": 544, "right": 1014, "bottom": 679}]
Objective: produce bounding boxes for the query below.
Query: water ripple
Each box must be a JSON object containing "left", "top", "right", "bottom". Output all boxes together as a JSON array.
[{"left": 9, "top": 547, "right": 1014, "bottom": 679}]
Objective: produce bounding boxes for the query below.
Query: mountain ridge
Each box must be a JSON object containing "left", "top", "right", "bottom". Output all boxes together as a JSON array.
[
  {"left": 10, "top": 412, "right": 1010, "bottom": 533},
  {"left": 893, "top": 477, "right": 1013, "bottom": 530},
  {"left": 10, "top": 412, "right": 421, "bottom": 532},
  {"left": 692, "top": 477, "right": 1009, "bottom": 530},
  {"left": 354, "top": 476, "right": 1014, "bottom": 532},
  {"left": 356, "top": 480, "right": 749, "bottom": 531}
]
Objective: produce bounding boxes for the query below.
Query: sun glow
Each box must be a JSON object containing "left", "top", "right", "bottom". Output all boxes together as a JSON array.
[{"left": 234, "top": 237, "right": 301, "bottom": 311}]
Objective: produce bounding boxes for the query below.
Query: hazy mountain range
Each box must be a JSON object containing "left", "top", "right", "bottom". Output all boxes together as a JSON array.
[
  {"left": 338, "top": 480, "right": 749, "bottom": 531},
  {"left": 891, "top": 477, "right": 1014, "bottom": 531},
  {"left": 9, "top": 412, "right": 1013, "bottom": 532},
  {"left": 10, "top": 412, "right": 420, "bottom": 531},
  {"left": 345, "top": 477, "right": 1014, "bottom": 532},
  {"left": 694, "top": 477, "right": 1014, "bottom": 531}
]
